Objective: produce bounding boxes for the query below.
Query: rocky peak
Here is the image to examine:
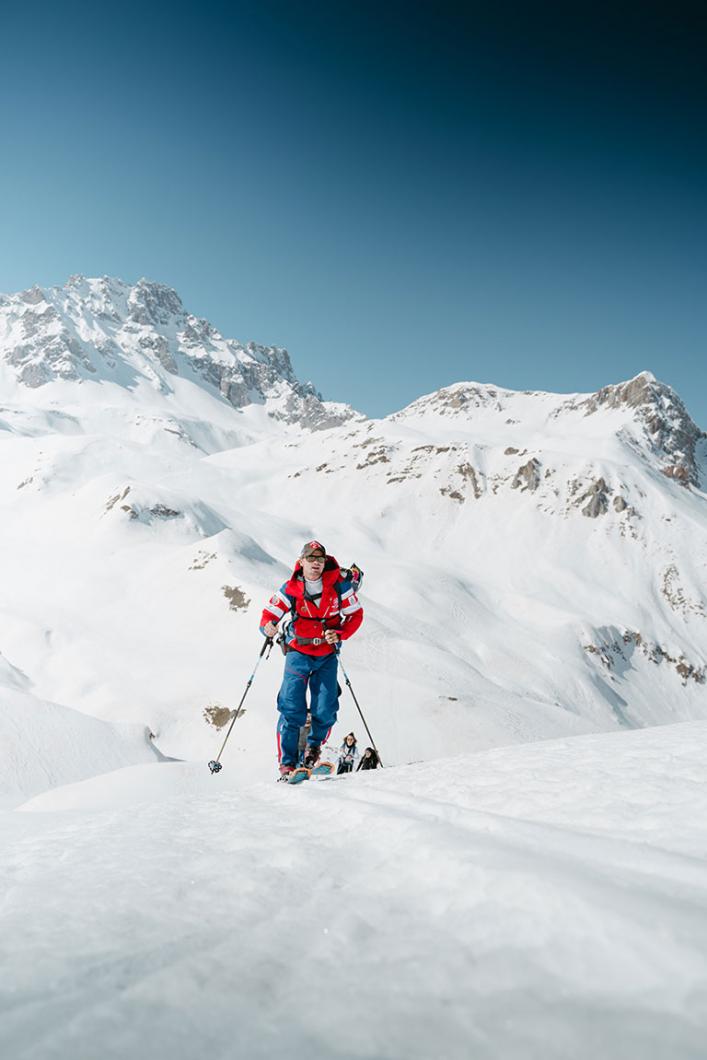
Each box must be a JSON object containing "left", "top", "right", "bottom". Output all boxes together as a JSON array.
[
  {"left": 587, "top": 371, "right": 660, "bottom": 409},
  {"left": 127, "top": 279, "right": 184, "bottom": 326},
  {"left": 390, "top": 381, "right": 512, "bottom": 421},
  {"left": 0, "top": 276, "right": 359, "bottom": 431},
  {"left": 577, "top": 373, "right": 704, "bottom": 488}
]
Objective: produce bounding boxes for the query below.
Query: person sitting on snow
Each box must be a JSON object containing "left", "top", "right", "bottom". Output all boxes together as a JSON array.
[
  {"left": 337, "top": 732, "right": 360, "bottom": 774},
  {"left": 260, "top": 540, "right": 364, "bottom": 779},
  {"left": 357, "top": 747, "right": 380, "bottom": 771}
]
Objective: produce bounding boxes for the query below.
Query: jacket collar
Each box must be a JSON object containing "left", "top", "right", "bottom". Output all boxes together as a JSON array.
[{"left": 288, "top": 555, "right": 340, "bottom": 594}]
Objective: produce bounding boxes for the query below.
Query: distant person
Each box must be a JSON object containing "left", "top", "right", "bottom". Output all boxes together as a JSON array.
[
  {"left": 337, "top": 732, "right": 360, "bottom": 774},
  {"left": 260, "top": 540, "right": 364, "bottom": 780},
  {"left": 357, "top": 747, "right": 380, "bottom": 771}
]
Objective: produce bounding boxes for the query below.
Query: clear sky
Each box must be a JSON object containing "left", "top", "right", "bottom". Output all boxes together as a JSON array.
[{"left": 1, "top": 1, "right": 705, "bottom": 425}]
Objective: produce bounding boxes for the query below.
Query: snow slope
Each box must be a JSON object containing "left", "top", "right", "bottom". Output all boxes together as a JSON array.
[
  {"left": 0, "top": 276, "right": 705, "bottom": 792},
  {"left": 3, "top": 722, "right": 706, "bottom": 1059},
  {"left": 0, "top": 656, "right": 161, "bottom": 809}
]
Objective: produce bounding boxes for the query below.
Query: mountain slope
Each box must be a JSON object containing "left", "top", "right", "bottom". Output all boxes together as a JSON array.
[
  {"left": 0, "top": 666, "right": 162, "bottom": 809},
  {"left": 0, "top": 277, "right": 705, "bottom": 786}
]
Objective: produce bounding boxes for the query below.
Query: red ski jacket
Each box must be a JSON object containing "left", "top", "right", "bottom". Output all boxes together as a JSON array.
[{"left": 260, "top": 555, "right": 363, "bottom": 657}]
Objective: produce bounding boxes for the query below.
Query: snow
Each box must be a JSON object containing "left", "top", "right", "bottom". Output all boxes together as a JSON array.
[
  {"left": 0, "top": 685, "right": 161, "bottom": 810},
  {"left": 3, "top": 723, "right": 707, "bottom": 1059},
  {"left": 1, "top": 276, "right": 707, "bottom": 1056}
]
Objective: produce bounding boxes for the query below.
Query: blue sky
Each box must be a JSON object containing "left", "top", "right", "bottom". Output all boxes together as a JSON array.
[{"left": 1, "top": 1, "right": 705, "bottom": 424}]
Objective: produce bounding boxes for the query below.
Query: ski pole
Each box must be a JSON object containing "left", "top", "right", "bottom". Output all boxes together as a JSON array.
[
  {"left": 336, "top": 646, "right": 383, "bottom": 767},
  {"left": 208, "top": 637, "right": 274, "bottom": 773}
]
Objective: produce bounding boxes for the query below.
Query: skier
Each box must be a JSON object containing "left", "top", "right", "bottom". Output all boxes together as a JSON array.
[
  {"left": 357, "top": 747, "right": 380, "bottom": 771},
  {"left": 260, "top": 540, "right": 364, "bottom": 779},
  {"left": 336, "top": 732, "right": 360, "bottom": 774}
]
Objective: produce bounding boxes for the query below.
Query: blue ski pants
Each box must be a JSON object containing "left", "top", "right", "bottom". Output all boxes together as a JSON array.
[{"left": 276, "top": 649, "right": 340, "bottom": 766}]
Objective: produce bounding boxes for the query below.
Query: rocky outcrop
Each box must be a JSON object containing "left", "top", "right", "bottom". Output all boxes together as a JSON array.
[
  {"left": 661, "top": 565, "right": 706, "bottom": 619},
  {"left": 578, "top": 477, "right": 611, "bottom": 518},
  {"left": 512, "top": 458, "right": 541, "bottom": 492},
  {"left": 584, "top": 629, "right": 706, "bottom": 685},
  {"left": 390, "top": 382, "right": 509, "bottom": 420},
  {"left": 576, "top": 372, "right": 704, "bottom": 488},
  {"left": 0, "top": 276, "right": 359, "bottom": 431},
  {"left": 222, "top": 585, "right": 250, "bottom": 612},
  {"left": 203, "top": 704, "right": 235, "bottom": 729}
]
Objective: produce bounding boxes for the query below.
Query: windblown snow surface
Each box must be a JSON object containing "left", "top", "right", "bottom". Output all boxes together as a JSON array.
[{"left": 3, "top": 723, "right": 707, "bottom": 1059}]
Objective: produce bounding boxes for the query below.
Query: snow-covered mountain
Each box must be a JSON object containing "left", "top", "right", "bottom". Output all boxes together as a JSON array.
[
  {"left": 3, "top": 276, "right": 707, "bottom": 1058},
  {"left": 0, "top": 276, "right": 706, "bottom": 802},
  {"left": 0, "top": 274, "right": 358, "bottom": 430}
]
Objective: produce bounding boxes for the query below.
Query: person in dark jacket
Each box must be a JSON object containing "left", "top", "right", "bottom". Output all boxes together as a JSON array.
[{"left": 357, "top": 747, "right": 380, "bottom": 771}]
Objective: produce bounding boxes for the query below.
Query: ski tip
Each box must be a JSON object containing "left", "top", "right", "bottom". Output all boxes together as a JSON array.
[
  {"left": 287, "top": 767, "right": 312, "bottom": 784},
  {"left": 310, "top": 761, "right": 335, "bottom": 777}
]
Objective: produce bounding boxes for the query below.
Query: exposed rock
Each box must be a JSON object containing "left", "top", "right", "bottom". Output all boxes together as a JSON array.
[
  {"left": 662, "top": 465, "right": 691, "bottom": 485},
  {"left": 128, "top": 280, "right": 184, "bottom": 326},
  {"left": 613, "top": 495, "right": 628, "bottom": 512},
  {"left": 149, "top": 505, "right": 181, "bottom": 519},
  {"left": 512, "top": 458, "right": 541, "bottom": 492},
  {"left": 584, "top": 629, "right": 706, "bottom": 685},
  {"left": 576, "top": 372, "right": 704, "bottom": 488},
  {"left": 189, "top": 551, "right": 217, "bottom": 571},
  {"left": 578, "top": 477, "right": 611, "bottom": 518},
  {"left": 456, "top": 462, "right": 483, "bottom": 499},
  {"left": 203, "top": 704, "right": 236, "bottom": 729},
  {"left": 438, "top": 462, "right": 483, "bottom": 502},
  {"left": 356, "top": 447, "right": 391, "bottom": 470},
  {"left": 106, "top": 486, "right": 132, "bottom": 511},
  {"left": 504, "top": 447, "right": 519, "bottom": 455},
  {"left": 661, "top": 565, "right": 706, "bottom": 618},
  {"left": 411, "top": 444, "right": 452, "bottom": 454},
  {"left": 0, "top": 277, "right": 361, "bottom": 432},
  {"left": 20, "top": 286, "right": 46, "bottom": 305},
  {"left": 391, "top": 382, "right": 508, "bottom": 420},
  {"left": 222, "top": 585, "right": 250, "bottom": 612},
  {"left": 139, "top": 333, "right": 178, "bottom": 374}
]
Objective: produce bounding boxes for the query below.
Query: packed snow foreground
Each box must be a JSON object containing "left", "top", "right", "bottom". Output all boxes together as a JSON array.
[
  {"left": 1, "top": 277, "right": 707, "bottom": 1057},
  {"left": 3, "top": 724, "right": 707, "bottom": 1059}
]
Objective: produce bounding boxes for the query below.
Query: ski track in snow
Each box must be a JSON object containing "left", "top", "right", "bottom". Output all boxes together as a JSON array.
[{"left": 2, "top": 724, "right": 707, "bottom": 1060}]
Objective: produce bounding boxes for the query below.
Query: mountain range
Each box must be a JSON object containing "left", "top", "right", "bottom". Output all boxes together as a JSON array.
[{"left": 1, "top": 275, "right": 705, "bottom": 804}]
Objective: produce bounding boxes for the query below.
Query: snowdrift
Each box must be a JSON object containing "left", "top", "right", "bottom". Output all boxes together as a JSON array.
[{"left": 0, "top": 686, "right": 163, "bottom": 808}]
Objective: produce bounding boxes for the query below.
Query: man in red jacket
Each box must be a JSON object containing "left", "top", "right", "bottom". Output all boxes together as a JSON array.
[{"left": 260, "top": 540, "right": 363, "bottom": 778}]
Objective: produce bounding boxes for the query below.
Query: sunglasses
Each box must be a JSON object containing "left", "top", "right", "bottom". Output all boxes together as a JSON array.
[{"left": 303, "top": 554, "right": 325, "bottom": 561}]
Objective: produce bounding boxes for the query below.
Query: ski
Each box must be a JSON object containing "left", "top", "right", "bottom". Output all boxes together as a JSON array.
[{"left": 284, "top": 760, "right": 335, "bottom": 784}]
